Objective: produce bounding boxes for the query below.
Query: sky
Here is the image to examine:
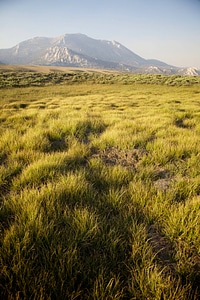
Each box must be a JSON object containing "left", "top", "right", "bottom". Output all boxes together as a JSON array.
[{"left": 0, "top": 0, "right": 200, "bottom": 68}]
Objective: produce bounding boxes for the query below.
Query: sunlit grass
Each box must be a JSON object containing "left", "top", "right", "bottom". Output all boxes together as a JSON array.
[{"left": 0, "top": 71, "right": 200, "bottom": 299}]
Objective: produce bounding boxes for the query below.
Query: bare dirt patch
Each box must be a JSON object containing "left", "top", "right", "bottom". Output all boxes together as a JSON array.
[
  {"left": 147, "top": 224, "right": 176, "bottom": 274},
  {"left": 153, "top": 166, "right": 172, "bottom": 192},
  {"left": 91, "top": 146, "right": 146, "bottom": 169}
]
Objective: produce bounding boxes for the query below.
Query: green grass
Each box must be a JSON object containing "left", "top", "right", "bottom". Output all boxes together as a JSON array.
[{"left": 0, "top": 70, "right": 200, "bottom": 299}]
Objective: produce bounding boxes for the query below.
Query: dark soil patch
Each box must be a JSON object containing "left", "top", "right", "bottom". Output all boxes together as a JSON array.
[
  {"left": 147, "top": 225, "right": 200, "bottom": 298},
  {"left": 91, "top": 147, "right": 146, "bottom": 169},
  {"left": 147, "top": 224, "right": 177, "bottom": 275},
  {"left": 153, "top": 166, "right": 172, "bottom": 192}
]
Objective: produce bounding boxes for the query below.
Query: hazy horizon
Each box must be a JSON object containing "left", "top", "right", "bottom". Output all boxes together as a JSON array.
[{"left": 0, "top": 0, "right": 200, "bottom": 68}]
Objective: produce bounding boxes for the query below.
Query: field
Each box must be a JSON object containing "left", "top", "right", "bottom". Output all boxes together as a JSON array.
[{"left": 0, "top": 68, "right": 200, "bottom": 299}]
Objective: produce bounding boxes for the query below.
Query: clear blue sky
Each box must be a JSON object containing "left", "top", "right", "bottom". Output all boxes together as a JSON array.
[{"left": 0, "top": 0, "right": 200, "bottom": 68}]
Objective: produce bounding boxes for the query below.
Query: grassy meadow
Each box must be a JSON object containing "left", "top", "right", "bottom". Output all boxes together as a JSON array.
[{"left": 0, "top": 68, "right": 200, "bottom": 299}]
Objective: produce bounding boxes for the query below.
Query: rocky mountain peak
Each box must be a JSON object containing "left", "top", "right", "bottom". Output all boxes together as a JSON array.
[{"left": 0, "top": 33, "right": 199, "bottom": 75}]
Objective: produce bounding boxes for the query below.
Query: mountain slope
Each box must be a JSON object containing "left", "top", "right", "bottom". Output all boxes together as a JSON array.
[
  {"left": 54, "top": 34, "right": 147, "bottom": 66},
  {"left": 0, "top": 33, "right": 199, "bottom": 74},
  {"left": 0, "top": 33, "right": 147, "bottom": 68}
]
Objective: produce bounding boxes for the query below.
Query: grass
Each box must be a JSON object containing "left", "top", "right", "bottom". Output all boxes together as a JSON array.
[{"left": 0, "top": 68, "right": 200, "bottom": 299}]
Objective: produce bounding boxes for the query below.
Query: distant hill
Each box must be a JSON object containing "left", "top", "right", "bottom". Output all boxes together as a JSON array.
[{"left": 0, "top": 33, "right": 199, "bottom": 75}]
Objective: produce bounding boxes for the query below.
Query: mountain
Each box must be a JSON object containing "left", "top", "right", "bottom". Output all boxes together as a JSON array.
[
  {"left": 0, "top": 34, "right": 147, "bottom": 69},
  {"left": 0, "top": 33, "right": 199, "bottom": 75},
  {"left": 178, "top": 67, "right": 200, "bottom": 76}
]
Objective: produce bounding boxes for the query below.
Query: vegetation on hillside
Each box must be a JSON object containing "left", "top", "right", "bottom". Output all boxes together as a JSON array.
[
  {"left": 0, "top": 70, "right": 200, "bottom": 299},
  {"left": 0, "top": 68, "right": 200, "bottom": 88}
]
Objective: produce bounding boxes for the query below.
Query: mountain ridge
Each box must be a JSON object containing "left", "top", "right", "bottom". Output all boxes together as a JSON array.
[{"left": 0, "top": 33, "right": 199, "bottom": 75}]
